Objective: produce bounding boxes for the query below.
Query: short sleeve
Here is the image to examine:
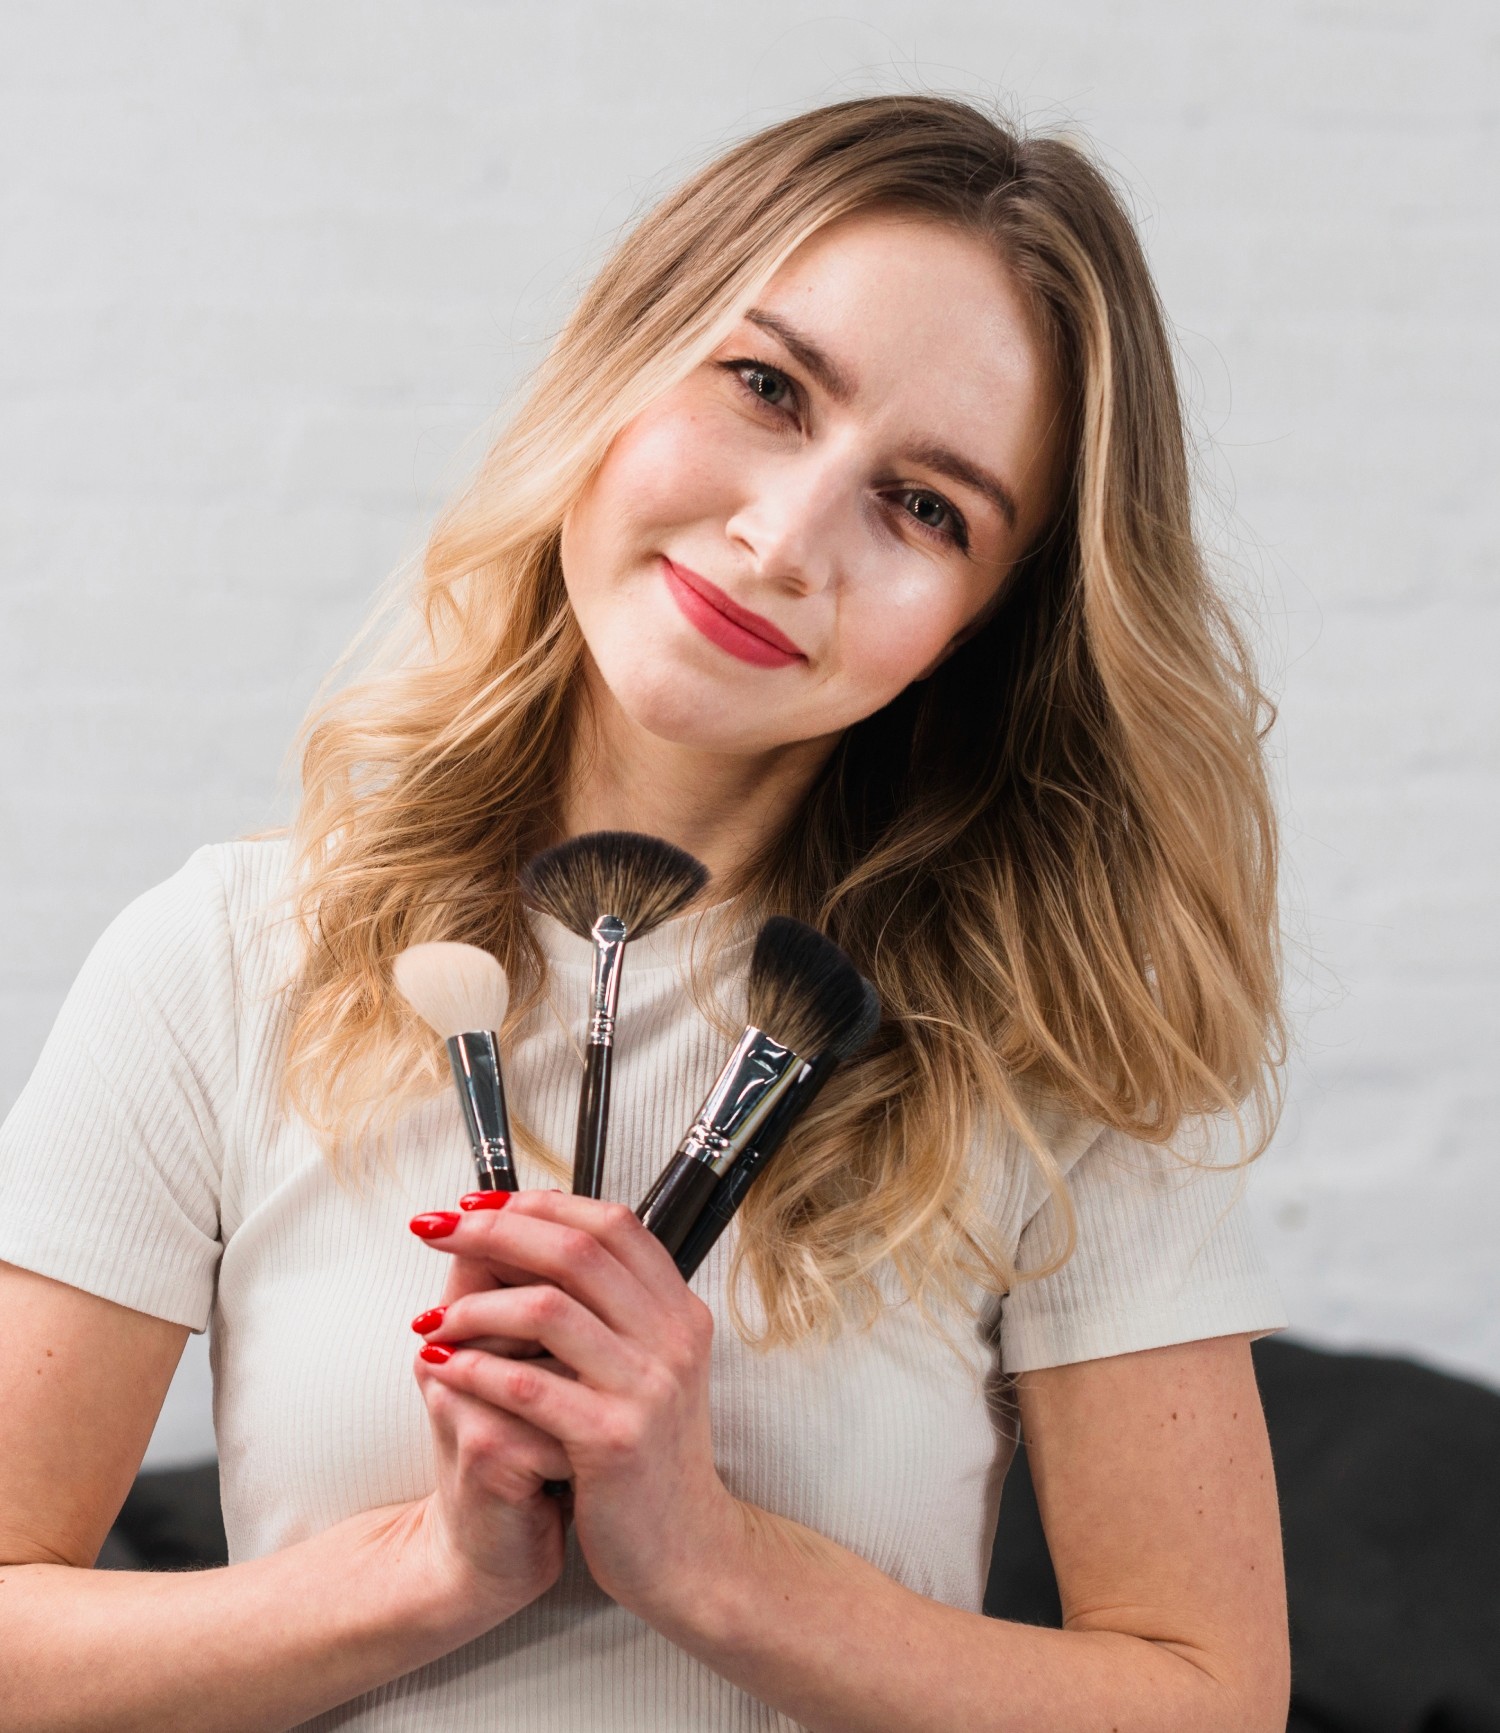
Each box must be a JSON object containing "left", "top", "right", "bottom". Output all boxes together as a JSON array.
[
  {"left": 998, "top": 1123, "right": 1287, "bottom": 1373},
  {"left": 0, "top": 847, "right": 238, "bottom": 1330}
]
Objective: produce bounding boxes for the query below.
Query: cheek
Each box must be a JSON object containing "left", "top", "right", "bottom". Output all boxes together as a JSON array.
[
  {"left": 836, "top": 568, "right": 977, "bottom": 699},
  {"left": 580, "top": 402, "right": 731, "bottom": 544}
]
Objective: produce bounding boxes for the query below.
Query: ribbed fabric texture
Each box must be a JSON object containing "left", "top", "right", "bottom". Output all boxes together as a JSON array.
[{"left": 0, "top": 841, "right": 1285, "bottom": 1730}]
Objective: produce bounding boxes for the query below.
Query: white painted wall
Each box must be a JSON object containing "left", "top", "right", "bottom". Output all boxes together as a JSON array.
[{"left": 2, "top": 3, "right": 1494, "bottom": 1466}]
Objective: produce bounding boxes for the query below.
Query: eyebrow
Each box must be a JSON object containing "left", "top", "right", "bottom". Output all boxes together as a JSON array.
[
  {"left": 903, "top": 439, "right": 1020, "bottom": 531},
  {"left": 743, "top": 307, "right": 1021, "bottom": 531},
  {"left": 745, "top": 308, "right": 857, "bottom": 403}
]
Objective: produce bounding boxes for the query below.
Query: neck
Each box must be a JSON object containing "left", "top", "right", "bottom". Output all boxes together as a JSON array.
[{"left": 560, "top": 672, "right": 837, "bottom": 887}]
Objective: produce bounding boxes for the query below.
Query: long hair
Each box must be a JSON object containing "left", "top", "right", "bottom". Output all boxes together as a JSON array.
[{"left": 283, "top": 95, "right": 1284, "bottom": 1347}]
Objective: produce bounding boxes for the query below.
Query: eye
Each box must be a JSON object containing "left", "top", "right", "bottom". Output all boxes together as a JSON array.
[
  {"left": 892, "top": 488, "right": 969, "bottom": 552},
  {"left": 721, "top": 358, "right": 798, "bottom": 415}
]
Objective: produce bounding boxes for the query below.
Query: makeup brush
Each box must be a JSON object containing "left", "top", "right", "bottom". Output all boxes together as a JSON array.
[
  {"left": 636, "top": 917, "right": 869, "bottom": 1256},
  {"left": 520, "top": 831, "right": 708, "bottom": 1199},
  {"left": 393, "top": 942, "right": 518, "bottom": 1192},
  {"left": 672, "top": 975, "right": 880, "bottom": 1280}
]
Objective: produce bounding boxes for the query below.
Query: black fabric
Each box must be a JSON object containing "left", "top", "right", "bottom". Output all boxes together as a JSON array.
[
  {"left": 98, "top": 1461, "right": 226, "bottom": 1571},
  {"left": 985, "top": 1337, "right": 1500, "bottom": 1733}
]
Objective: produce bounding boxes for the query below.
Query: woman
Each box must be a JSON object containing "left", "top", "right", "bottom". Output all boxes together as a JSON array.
[{"left": 0, "top": 96, "right": 1289, "bottom": 1730}]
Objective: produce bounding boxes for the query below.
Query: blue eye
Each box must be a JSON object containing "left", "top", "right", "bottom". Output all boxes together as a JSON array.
[
  {"left": 895, "top": 489, "right": 969, "bottom": 552},
  {"left": 723, "top": 359, "right": 795, "bottom": 411}
]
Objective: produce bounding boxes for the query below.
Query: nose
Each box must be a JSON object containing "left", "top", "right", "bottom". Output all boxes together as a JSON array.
[{"left": 723, "top": 446, "right": 851, "bottom": 597}]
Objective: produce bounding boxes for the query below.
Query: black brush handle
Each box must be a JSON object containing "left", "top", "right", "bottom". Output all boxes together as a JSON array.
[
  {"left": 572, "top": 1040, "right": 611, "bottom": 1198},
  {"left": 673, "top": 1055, "right": 836, "bottom": 1280},
  {"left": 673, "top": 1144, "right": 772, "bottom": 1279},
  {"left": 636, "top": 1150, "right": 722, "bottom": 1257}
]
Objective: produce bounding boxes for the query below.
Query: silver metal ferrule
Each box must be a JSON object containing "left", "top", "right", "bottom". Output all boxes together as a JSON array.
[
  {"left": 445, "top": 1031, "right": 515, "bottom": 1181},
  {"left": 588, "top": 914, "right": 629, "bottom": 1045},
  {"left": 677, "top": 1026, "right": 805, "bottom": 1178}
]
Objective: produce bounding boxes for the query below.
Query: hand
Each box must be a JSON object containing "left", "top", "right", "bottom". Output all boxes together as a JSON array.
[
  {"left": 400, "top": 1213, "right": 575, "bottom": 1629},
  {"left": 407, "top": 1191, "right": 749, "bottom": 1628}
]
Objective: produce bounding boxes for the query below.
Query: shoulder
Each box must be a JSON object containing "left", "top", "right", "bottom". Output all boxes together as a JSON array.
[{"left": 69, "top": 836, "right": 302, "bottom": 1066}]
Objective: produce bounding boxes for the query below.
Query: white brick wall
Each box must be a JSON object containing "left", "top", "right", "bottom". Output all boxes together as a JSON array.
[{"left": 2, "top": 3, "right": 1495, "bottom": 1464}]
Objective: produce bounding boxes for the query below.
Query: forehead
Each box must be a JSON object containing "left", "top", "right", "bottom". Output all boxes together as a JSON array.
[{"left": 753, "top": 210, "right": 1053, "bottom": 432}]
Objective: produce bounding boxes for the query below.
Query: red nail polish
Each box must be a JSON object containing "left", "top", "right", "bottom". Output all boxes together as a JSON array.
[
  {"left": 410, "top": 1306, "right": 447, "bottom": 1335},
  {"left": 409, "top": 1211, "right": 460, "bottom": 1239},
  {"left": 419, "top": 1342, "right": 454, "bottom": 1364},
  {"left": 459, "top": 1190, "right": 512, "bottom": 1211}
]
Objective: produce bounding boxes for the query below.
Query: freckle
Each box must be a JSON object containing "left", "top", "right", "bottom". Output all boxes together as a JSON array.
[{"left": 46, "top": 1349, "right": 54, "bottom": 1357}]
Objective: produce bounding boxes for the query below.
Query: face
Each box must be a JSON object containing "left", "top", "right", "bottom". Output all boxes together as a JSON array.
[{"left": 559, "top": 210, "right": 1063, "bottom": 759}]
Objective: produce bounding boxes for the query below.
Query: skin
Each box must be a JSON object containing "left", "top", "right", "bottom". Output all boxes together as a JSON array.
[
  {"left": 557, "top": 210, "right": 1062, "bottom": 876},
  {"left": 0, "top": 213, "right": 1288, "bottom": 1730}
]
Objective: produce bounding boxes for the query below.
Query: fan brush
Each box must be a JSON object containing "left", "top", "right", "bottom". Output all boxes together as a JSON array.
[
  {"left": 520, "top": 831, "right": 708, "bottom": 1198},
  {"left": 636, "top": 917, "right": 870, "bottom": 1256},
  {"left": 671, "top": 974, "right": 880, "bottom": 1280},
  {"left": 393, "top": 941, "right": 517, "bottom": 1192}
]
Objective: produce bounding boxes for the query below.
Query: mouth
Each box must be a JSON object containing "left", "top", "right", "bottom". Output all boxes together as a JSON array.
[{"left": 660, "top": 557, "right": 806, "bottom": 669}]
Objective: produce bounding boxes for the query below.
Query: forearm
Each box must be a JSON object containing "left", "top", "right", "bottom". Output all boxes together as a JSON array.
[
  {"left": 0, "top": 1503, "right": 505, "bottom": 1733},
  {"left": 656, "top": 1502, "right": 1270, "bottom": 1733}
]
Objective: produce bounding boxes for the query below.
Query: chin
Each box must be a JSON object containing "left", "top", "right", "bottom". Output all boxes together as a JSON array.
[{"left": 592, "top": 650, "right": 793, "bottom": 755}]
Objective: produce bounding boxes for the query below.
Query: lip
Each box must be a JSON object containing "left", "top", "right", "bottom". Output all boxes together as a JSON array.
[{"left": 660, "top": 558, "right": 806, "bottom": 669}]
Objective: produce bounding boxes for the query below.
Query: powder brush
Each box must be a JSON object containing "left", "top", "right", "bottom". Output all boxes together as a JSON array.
[
  {"left": 672, "top": 974, "right": 881, "bottom": 1280},
  {"left": 393, "top": 941, "right": 518, "bottom": 1192},
  {"left": 520, "top": 831, "right": 708, "bottom": 1199},
  {"left": 636, "top": 917, "right": 869, "bottom": 1256}
]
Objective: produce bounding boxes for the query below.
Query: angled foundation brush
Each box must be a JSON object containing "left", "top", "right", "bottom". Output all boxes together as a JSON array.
[
  {"left": 520, "top": 831, "right": 708, "bottom": 1199},
  {"left": 637, "top": 917, "right": 869, "bottom": 1256},
  {"left": 672, "top": 975, "right": 880, "bottom": 1280},
  {"left": 393, "top": 942, "right": 518, "bottom": 1192}
]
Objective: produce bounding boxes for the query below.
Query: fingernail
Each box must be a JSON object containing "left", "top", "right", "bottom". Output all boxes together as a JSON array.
[
  {"left": 410, "top": 1306, "right": 447, "bottom": 1335},
  {"left": 409, "top": 1211, "right": 460, "bottom": 1240},
  {"left": 459, "top": 1190, "right": 512, "bottom": 1212},
  {"left": 419, "top": 1342, "right": 454, "bottom": 1364}
]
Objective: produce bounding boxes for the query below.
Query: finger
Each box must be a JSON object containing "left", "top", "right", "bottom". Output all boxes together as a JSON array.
[
  {"left": 439, "top": 1253, "right": 510, "bottom": 1307},
  {"left": 491, "top": 1192, "right": 693, "bottom": 1307},
  {"left": 425, "top": 1284, "right": 649, "bottom": 1395},
  {"left": 415, "top": 1353, "right": 572, "bottom": 1484},
  {"left": 476, "top": 1196, "right": 717, "bottom": 1382},
  {"left": 419, "top": 1342, "right": 613, "bottom": 1456},
  {"left": 413, "top": 1198, "right": 664, "bottom": 1344},
  {"left": 414, "top": 1192, "right": 688, "bottom": 1305}
]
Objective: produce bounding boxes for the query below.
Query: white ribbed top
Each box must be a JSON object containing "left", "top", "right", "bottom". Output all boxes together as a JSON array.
[{"left": 0, "top": 842, "right": 1285, "bottom": 1731}]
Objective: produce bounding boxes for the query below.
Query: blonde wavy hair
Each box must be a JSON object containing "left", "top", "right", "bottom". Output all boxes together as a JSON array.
[{"left": 285, "top": 95, "right": 1284, "bottom": 1348}]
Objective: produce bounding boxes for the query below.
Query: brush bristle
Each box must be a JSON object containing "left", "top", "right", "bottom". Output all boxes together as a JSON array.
[
  {"left": 746, "top": 918, "right": 871, "bottom": 1058},
  {"left": 519, "top": 831, "right": 708, "bottom": 940},
  {"left": 393, "top": 942, "right": 511, "bottom": 1039},
  {"left": 831, "top": 976, "right": 882, "bottom": 1062}
]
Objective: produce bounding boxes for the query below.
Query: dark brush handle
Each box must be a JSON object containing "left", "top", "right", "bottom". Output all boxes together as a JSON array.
[
  {"left": 672, "top": 1054, "right": 836, "bottom": 1280},
  {"left": 572, "top": 1041, "right": 612, "bottom": 1198},
  {"left": 636, "top": 1150, "right": 722, "bottom": 1257},
  {"left": 672, "top": 1144, "right": 771, "bottom": 1279}
]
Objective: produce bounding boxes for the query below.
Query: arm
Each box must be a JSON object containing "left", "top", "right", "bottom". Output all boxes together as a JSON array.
[
  {"left": 0, "top": 1261, "right": 569, "bottom": 1733},
  {"left": 412, "top": 1194, "right": 1289, "bottom": 1733},
  {"left": 664, "top": 1336, "right": 1289, "bottom": 1733}
]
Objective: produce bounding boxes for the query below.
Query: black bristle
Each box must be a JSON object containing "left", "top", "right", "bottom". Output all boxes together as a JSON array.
[
  {"left": 520, "top": 832, "right": 709, "bottom": 939},
  {"left": 746, "top": 917, "right": 872, "bottom": 1058},
  {"left": 831, "top": 976, "right": 882, "bottom": 1061}
]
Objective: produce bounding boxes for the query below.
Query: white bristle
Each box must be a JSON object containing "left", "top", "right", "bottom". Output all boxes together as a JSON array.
[{"left": 393, "top": 943, "right": 510, "bottom": 1039}]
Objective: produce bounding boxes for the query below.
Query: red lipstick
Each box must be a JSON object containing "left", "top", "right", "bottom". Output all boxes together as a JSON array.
[{"left": 661, "top": 558, "right": 805, "bottom": 669}]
